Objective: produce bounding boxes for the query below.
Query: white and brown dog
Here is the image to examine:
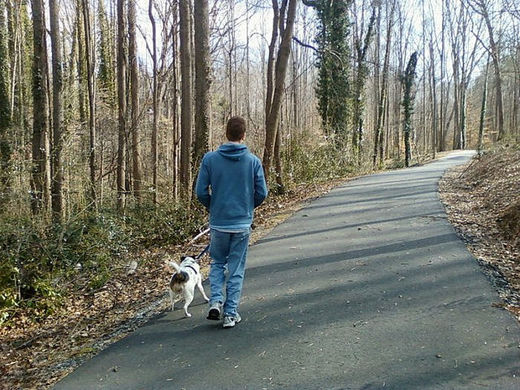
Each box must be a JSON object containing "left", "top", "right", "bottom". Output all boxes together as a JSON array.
[{"left": 166, "top": 256, "right": 209, "bottom": 317}]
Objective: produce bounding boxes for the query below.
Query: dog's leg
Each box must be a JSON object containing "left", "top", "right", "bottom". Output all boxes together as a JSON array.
[
  {"left": 197, "top": 276, "right": 210, "bottom": 302},
  {"left": 183, "top": 290, "right": 194, "bottom": 317},
  {"left": 169, "top": 289, "right": 175, "bottom": 311}
]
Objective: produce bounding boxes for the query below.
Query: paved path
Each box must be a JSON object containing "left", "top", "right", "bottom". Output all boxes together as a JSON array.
[{"left": 55, "top": 151, "right": 520, "bottom": 390}]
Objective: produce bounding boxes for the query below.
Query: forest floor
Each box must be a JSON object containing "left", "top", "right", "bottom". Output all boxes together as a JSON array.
[
  {"left": 439, "top": 146, "right": 520, "bottom": 321},
  {"left": 1, "top": 149, "right": 519, "bottom": 390},
  {"left": 0, "top": 175, "right": 350, "bottom": 390}
]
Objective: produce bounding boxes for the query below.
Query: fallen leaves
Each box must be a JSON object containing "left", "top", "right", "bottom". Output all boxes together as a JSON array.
[
  {"left": 439, "top": 148, "right": 520, "bottom": 321},
  {"left": 0, "top": 176, "right": 348, "bottom": 390}
]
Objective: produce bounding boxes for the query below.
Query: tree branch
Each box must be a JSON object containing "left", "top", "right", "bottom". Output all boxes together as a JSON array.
[
  {"left": 302, "top": 0, "right": 318, "bottom": 7},
  {"left": 292, "top": 36, "right": 319, "bottom": 52}
]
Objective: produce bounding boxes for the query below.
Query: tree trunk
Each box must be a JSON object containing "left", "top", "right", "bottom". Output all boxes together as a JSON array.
[
  {"left": 460, "top": 86, "right": 467, "bottom": 149},
  {"left": 452, "top": 71, "right": 460, "bottom": 149},
  {"left": 402, "top": 52, "right": 418, "bottom": 168},
  {"left": 263, "top": 0, "right": 297, "bottom": 180},
  {"left": 429, "top": 40, "right": 437, "bottom": 159},
  {"left": 81, "top": 0, "right": 97, "bottom": 208},
  {"left": 478, "top": 59, "right": 489, "bottom": 155},
  {"left": 49, "top": 0, "right": 64, "bottom": 223},
  {"left": 352, "top": 6, "right": 377, "bottom": 165},
  {"left": 30, "top": 0, "right": 50, "bottom": 214},
  {"left": 291, "top": 46, "right": 298, "bottom": 130},
  {"left": 97, "top": 0, "right": 116, "bottom": 106},
  {"left": 481, "top": 6, "right": 504, "bottom": 140},
  {"left": 116, "top": 0, "right": 127, "bottom": 210},
  {"left": 373, "top": 1, "right": 394, "bottom": 168},
  {"left": 76, "top": 1, "right": 87, "bottom": 133},
  {"left": 245, "top": 0, "right": 251, "bottom": 127},
  {"left": 129, "top": 0, "right": 142, "bottom": 204},
  {"left": 273, "top": 120, "right": 284, "bottom": 194},
  {"left": 148, "top": 0, "right": 159, "bottom": 204},
  {"left": 193, "top": 0, "right": 211, "bottom": 170},
  {"left": 265, "top": 0, "right": 279, "bottom": 129},
  {"left": 179, "top": 0, "right": 192, "bottom": 201},
  {"left": 0, "top": 0, "right": 11, "bottom": 206},
  {"left": 439, "top": 0, "right": 446, "bottom": 151},
  {"left": 171, "top": 0, "right": 179, "bottom": 200}
]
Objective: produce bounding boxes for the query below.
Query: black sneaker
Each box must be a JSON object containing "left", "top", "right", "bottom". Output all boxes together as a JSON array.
[{"left": 207, "top": 302, "right": 222, "bottom": 320}]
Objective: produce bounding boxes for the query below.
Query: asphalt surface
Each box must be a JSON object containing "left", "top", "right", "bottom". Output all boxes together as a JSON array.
[{"left": 54, "top": 151, "right": 520, "bottom": 390}]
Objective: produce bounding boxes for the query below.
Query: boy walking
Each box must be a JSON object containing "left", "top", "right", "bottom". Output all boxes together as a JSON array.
[{"left": 195, "top": 116, "right": 268, "bottom": 328}]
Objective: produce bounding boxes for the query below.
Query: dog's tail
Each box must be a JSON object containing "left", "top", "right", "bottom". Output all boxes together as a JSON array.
[{"left": 165, "top": 260, "right": 181, "bottom": 273}]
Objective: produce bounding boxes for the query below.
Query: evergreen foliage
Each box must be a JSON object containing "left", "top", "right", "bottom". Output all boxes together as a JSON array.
[
  {"left": 402, "top": 51, "right": 418, "bottom": 167},
  {"left": 310, "top": 0, "right": 353, "bottom": 145},
  {"left": 351, "top": 6, "right": 377, "bottom": 164},
  {"left": 97, "top": 0, "right": 115, "bottom": 105}
]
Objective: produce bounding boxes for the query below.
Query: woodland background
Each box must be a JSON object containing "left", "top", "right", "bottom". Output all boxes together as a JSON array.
[{"left": 0, "top": 0, "right": 519, "bottom": 325}]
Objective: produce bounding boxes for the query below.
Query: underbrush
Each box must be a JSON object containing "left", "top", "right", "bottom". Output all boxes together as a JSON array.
[
  {"left": 281, "top": 133, "right": 357, "bottom": 187},
  {"left": 0, "top": 203, "right": 205, "bottom": 325},
  {"left": 1, "top": 135, "right": 367, "bottom": 326}
]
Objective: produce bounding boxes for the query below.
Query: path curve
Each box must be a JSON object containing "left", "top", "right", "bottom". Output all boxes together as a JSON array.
[{"left": 54, "top": 151, "right": 520, "bottom": 390}]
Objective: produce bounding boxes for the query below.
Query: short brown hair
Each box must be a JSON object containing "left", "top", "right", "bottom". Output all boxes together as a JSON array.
[{"left": 226, "top": 116, "right": 246, "bottom": 141}]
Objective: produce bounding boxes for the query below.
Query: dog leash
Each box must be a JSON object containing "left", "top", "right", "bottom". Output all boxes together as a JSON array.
[
  {"left": 187, "top": 227, "right": 210, "bottom": 247},
  {"left": 188, "top": 227, "right": 210, "bottom": 262},
  {"left": 194, "top": 244, "right": 210, "bottom": 261}
]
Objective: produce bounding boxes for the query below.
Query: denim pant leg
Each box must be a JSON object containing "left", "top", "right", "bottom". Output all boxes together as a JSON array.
[
  {"left": 223, "top": 231, "right": 250, "bottom": 317},
  {"left": 209, "top": 230, "right": 230, "bottom": 306}
]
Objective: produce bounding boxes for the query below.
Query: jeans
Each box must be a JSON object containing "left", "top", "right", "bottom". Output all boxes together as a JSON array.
[{"left": 209, "top": 229, "right": 250, "bottom": 317}]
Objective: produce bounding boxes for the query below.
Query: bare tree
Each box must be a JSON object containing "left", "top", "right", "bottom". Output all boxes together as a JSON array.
[
  {"left": 265, "top": 0, "right": 279, "bottom": 136},
  {"left": 147, "top": 0, "right": 159, "bottom": 204},
  {"left": 439, "top": 0, "right": 447, "bottom": 151},
  {"left": 429, "top": 39, "right": 437, "bottom": 159},
  {"left": 81, "top": 0, "right": 97, "bottom": 208},
  {"left": 478, "top": 57, "right": 490, "bottom": 154},
  {"left": 373, "top": 0, "right": 395, "bottom": 167},
  {"left": 171, "top": 0, "right": 180, "bottom": 199},
  {"left": 351, "top": 2, "right": 377, "bottom": 165},
  {"left": 49, "top": 0, "right": 64, "bottom": 222},
  {"left": 466, "top": 0, "right": 505, "bottom": 141},
  {"left": 30, "top": 0, "right": 50, "bottom": 214},
  {"left": 193, "top": 0, "right": 211, "bottom": 169},
  {"left": 263, "top": 0, "right": 297, "bottom": 190},
  {"left": 447, "top": 1, "right": 482, "bottom": 149},
  {"left": 129, "top": 0, "right": 142, "bottom": 204},
  {"left": 402, "top": 51, "right": 418, "bottom": 167},
  {"left": 116, "top": 0, "right": 127, "bottom": 210},
  {"left": 179, "top": 0, "right": 192, "bottom": 200},
  {"left": 0, "top": 0, "right": 11, "bottom": 206}
]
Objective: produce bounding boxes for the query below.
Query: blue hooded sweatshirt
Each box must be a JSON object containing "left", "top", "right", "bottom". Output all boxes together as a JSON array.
[{"left": 195, "top": 143, "right": 268, "bottom": 231}]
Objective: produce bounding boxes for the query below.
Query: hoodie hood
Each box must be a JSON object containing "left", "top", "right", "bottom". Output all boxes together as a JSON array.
[{"left": 217, "top": 143, "right": 249, "bottom": 161}]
